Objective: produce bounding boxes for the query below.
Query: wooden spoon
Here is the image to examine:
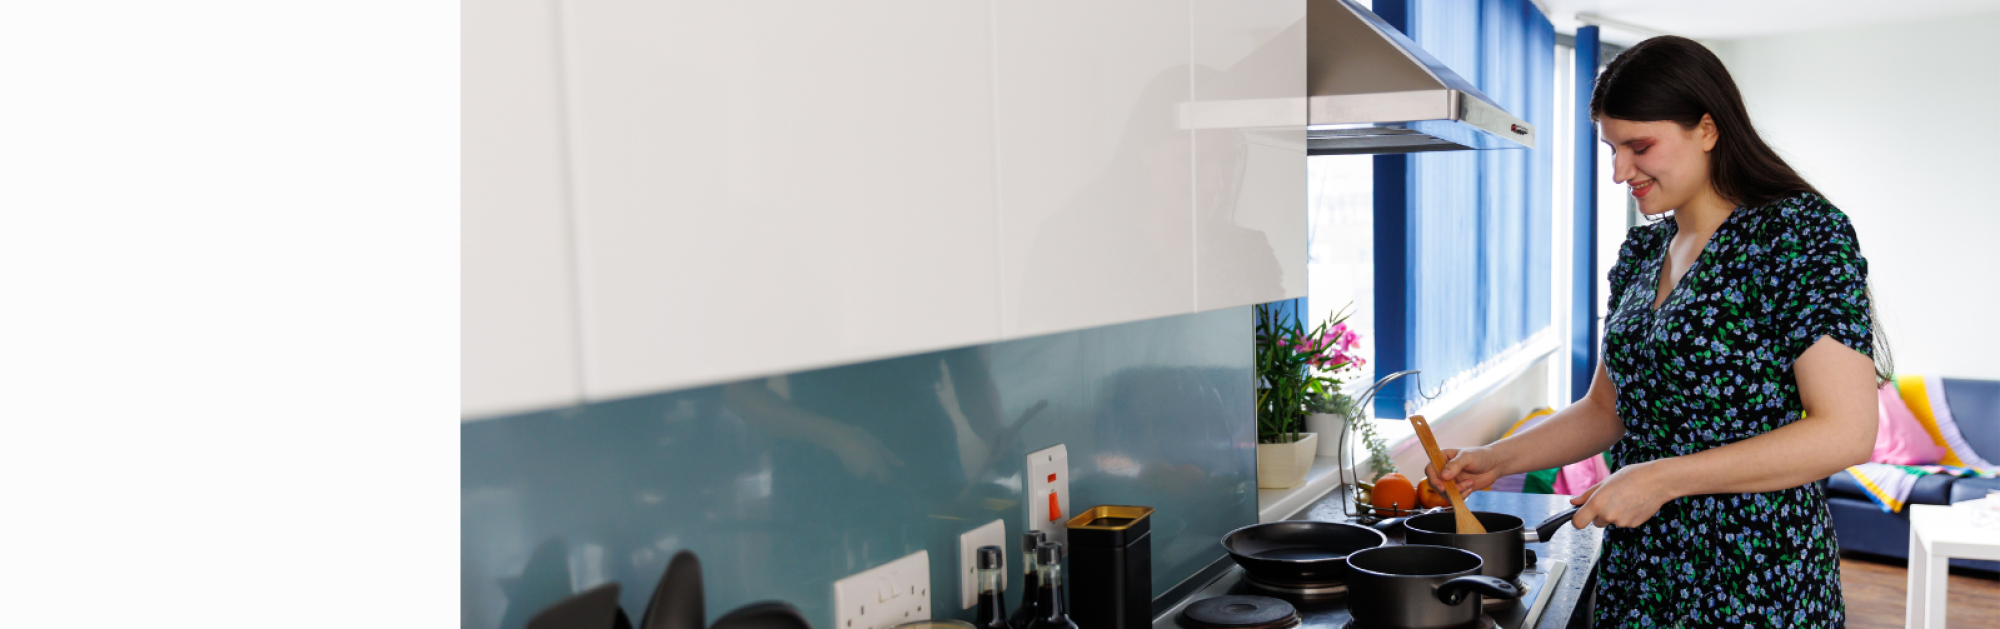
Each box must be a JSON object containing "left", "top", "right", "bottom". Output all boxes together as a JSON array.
[{"left": 1409, "top": 414, "right": 1485, "bottom": 534}]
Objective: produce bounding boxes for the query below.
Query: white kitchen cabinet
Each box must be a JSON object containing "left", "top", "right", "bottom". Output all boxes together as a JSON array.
[
  {"left": 559, "top": 0, "right": 1003, "bottom": 401},
  {"left": 461, "top": 0, "right": 585, "bottom": 419},
  {"left": 993, "top": 0, "right": 1198, "bottom": 339},
  {"left": 461, "top": 1, "right": 1310, "bottom": 409},
  {"left": 1192, "top": 0, "right": 1309, "bottom": 311}
]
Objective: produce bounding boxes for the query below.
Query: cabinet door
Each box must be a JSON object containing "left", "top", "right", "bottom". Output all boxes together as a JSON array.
[
  {"left": 994, "top": 0, "right": 1197, "bottom": 339},
  {"left": 560, "top": 0, "right": 1001, "bottom": 401},
  {"left": 462, "top": 0, "right": 584, "bottom": 419},
  {"left": 1193, "top": 0, "right": 1308, "bottom": 311}
]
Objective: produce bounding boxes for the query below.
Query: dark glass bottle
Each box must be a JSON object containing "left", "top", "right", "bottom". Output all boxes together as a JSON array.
[
  {"left": 973, "top": 546, "right": 1008, "bottom": 629},
  {"left": 1024, "top": 543, "right": 1077, "bottom": 629},
  {"left": 1007, "top": 532, "right": 1045, "bottom": 629}
]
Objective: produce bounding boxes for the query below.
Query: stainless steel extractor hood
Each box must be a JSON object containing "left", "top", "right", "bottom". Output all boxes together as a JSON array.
[{"left": 1308, "top": 0, "right": 1534, "bottom": 155}]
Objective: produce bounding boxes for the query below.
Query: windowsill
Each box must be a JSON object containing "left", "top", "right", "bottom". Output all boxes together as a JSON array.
[{"left": 1255, "top": 333, "right": 1560, "bottom": 522}]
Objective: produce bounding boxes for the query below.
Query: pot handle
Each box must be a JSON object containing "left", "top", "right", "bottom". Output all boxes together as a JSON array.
[
  {"left": 1526, "top": 506, "right": 1582, "bottom": 543},
  {"left": 1369, "top": 507, "right": 1443, "bottom": 533},
  {"left": 1434, "top": 576, "right": 1520, "bottom": 606}
]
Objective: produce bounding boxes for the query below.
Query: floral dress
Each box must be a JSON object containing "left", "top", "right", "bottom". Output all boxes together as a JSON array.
[{"left": 1596, "top": 193, "right": 1872, "bottom": 628}]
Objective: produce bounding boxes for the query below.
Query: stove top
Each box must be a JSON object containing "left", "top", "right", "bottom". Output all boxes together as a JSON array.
[
  {"left": 1336, "top": 618, "right": 1499, "bottom": 629},
  {"left": 1164, "top": 560, "right": 1566, "bottom": 629}
]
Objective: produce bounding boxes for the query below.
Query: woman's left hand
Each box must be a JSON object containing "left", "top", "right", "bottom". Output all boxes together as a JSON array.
[{"left": 1568, "top": 460, "right": 1679, "bottom": 529}]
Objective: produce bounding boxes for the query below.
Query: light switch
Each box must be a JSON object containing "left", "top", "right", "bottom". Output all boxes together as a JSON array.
[{"left": 1025, "top": 445, "right": 1070, "bottom": 549}]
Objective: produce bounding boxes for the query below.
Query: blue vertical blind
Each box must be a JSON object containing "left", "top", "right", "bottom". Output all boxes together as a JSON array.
[
  {"left": 1570, "top": 26, "right": 1600, "bottom": 402},
  {"left": 1372, "top": 0, "right": 1555, "bottom": 417}
]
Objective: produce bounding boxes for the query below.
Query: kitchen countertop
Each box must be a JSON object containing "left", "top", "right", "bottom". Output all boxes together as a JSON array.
[{"left": 1156, "top": 489, "right": 1604, "bottom": 629}]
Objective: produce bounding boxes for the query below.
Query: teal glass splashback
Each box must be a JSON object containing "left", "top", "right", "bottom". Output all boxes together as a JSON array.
[{"left": 462, "top": 307, "right": 1258, "bottom": 629}]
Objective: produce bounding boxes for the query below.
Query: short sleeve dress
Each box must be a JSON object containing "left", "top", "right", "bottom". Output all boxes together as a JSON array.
[{"left": 1595, "top": 192, "right": 1873, "bottom": 628}]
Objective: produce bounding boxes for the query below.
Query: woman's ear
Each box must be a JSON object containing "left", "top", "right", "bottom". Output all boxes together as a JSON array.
[{"left": 1698, "top": 113, "right": 1719, "bottom": 152}]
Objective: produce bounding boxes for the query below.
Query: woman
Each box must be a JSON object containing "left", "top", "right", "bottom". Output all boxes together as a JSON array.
[{"left": 1428, "top": 36, "right": 1887, "bottom": 627}]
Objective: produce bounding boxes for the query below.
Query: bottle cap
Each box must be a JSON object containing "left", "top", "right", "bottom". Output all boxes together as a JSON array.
[
  {"left": 1022, "top": 531, "right": 1045, "bottom": 551},
  {"left": 977, "top": 545, "right": 1003, "bottom": 570},
  {"left": 1035, "top": 542, "right": 1063, "bottom": 565}
]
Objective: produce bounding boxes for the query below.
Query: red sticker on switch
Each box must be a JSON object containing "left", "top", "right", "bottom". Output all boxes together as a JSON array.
[{"left": 1047, "top": 473, "right": 1057, "bottom": 483}]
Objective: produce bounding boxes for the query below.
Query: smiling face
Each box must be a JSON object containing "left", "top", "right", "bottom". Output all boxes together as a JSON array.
[{"left": 1600, "top": 115, "right": 1722, "bottom": 216}]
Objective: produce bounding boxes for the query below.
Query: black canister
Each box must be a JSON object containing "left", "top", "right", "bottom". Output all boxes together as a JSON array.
[{"left": 1063, "top": 506, "right": 1153, "bottom": 629}]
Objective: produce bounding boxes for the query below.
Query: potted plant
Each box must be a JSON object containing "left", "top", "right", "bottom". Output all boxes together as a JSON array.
[
  {"left": 1254, "top": 303, "right": 1377, "bottom": 489},
  {"left": 1305, "top": 387, "right": 1395, "bottom": 484}
]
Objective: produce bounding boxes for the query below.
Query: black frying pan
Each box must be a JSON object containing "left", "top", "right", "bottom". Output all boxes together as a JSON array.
[{"left": 1220, "top": 521, "right": 1388, "bottom": 587}]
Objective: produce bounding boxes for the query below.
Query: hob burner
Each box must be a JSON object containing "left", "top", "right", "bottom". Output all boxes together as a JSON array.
[
  {"left": 1240, "top": 575, "right": 1349, "bottom": 598},
  {"left": 1338, "top": 618, "right": 1499, "bottom": 629},
  {"left": 1178, "top": 595, "right": 1300, "bottom": 629}
]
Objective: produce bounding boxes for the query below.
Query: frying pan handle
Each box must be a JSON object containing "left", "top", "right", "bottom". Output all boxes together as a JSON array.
[
  {"left": 1435, "top": 575, "right": 1520, "bottom": 606},
  {"left": 1527, "top": 506, "right": 1583, "bottom": 543}
]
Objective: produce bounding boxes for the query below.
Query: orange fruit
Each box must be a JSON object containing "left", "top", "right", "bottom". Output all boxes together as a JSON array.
[
  {"left": 1416, "top": 477, "right": 1451, "bottom": 509},
  {"left": 1371, "top": 473, "right": 1417, "bottom": 516}
]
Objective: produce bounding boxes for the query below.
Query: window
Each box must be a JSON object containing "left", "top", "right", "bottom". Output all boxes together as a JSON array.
[
  {"left": 1306, "top": 155, "right": 1375, "bottom": 394},
  {"left": 1369, "top": 0, "right": 1558, "bottom": 418}
]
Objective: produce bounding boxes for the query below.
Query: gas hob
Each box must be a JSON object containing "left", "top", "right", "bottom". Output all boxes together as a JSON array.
[{"left": 1158, "top": 559, "right": 1566, "bottom": 629}]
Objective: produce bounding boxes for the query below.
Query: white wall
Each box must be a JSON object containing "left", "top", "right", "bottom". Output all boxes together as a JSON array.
[{"left": 1711, "top": 12, "right": 2000, "bottom": 381}]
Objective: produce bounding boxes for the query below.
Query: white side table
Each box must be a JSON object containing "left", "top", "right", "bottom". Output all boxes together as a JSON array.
[{"left": 1905, "top": 503, "right": 2000, "bottom": 629}]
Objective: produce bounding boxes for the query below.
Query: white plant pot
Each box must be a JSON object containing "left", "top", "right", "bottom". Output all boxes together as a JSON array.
[
  {"left": 1304, "top": 413, "right": 1352, "bottom": 457},
  {"left": 1256, "top": 432, "right": 1318, "bottom": 489}
]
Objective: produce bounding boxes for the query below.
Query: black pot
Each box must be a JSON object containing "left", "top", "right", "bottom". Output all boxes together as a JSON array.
[
  {"left": 1402, "top": 507, "right": 1579, "bottom": 580},
  {"left": 1344, "top": 545, "right": 1521, "bottom": 629},
  {"left": 1220, "top": 521, "right": 1387, "bottom": 587}
]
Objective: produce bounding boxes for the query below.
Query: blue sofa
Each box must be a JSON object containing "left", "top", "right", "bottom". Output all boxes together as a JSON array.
[{"left": 1821, "top": 377, "right": 2000, "bottom": 573}]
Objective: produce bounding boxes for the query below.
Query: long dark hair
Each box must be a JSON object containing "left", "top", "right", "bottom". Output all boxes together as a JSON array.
[
  {"left": 1590, "top": 36, "right": 1818, "bottom": 209},
  {"left": 1591, "top": 36, "right": 1894, "bottom": 382}
]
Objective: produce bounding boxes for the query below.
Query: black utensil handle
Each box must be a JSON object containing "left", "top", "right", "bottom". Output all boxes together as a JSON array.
[
  {"left": 1434, "top": 575, "right": 1521, "bottom": 606},
  {"left": 1529, "top": 506, "right": 1583, "bottom": 543},
  {"left": 643, "top": 551, "right": 706, "bottom": 629}
]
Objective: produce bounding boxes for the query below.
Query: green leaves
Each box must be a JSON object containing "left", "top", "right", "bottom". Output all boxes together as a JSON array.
[{"left": 1253, "top": 301, "right": 1360, "bottom": 445}]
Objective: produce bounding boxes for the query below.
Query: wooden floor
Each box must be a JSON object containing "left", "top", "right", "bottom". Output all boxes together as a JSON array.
[{"left": 1840, "top": 553, "right": 2000, "bottom": 628}]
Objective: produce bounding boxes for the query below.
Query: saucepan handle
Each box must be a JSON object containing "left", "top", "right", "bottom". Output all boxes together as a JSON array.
[
  {"left": 1435, "top": 575, "right": 1520, "bottom": 606},
  {"left": 1527, "top": 506, "right": 1583, "bottom": 543},
  {"left": 1368, "top": 506, "right": 1443, "bottom": 533}
]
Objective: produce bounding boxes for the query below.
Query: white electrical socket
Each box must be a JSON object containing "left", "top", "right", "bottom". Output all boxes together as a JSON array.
[
  {"left": 1025, "top": 445, "right": 1070, "bottom": 550},
  {"left": 834, "top": 550, "right": 930, "bottom": 629},
  {"left": 958, "top": 519, "right": 1007, "bottom": 609}
]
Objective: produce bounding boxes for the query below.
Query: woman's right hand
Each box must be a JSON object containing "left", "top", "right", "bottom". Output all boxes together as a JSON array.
[{"left": 1425, "top": 446, "right": 1507, "bottom": 493}]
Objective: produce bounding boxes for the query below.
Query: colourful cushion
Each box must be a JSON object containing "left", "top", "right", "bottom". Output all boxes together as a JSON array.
[
  {"left": 1553, "top": 452, "right": 1612, "bottom": 495},
  {"left": 1897, "top": 375, "right": 1997, "bottom": 470},
  {"left": 1494, "top": 408, "right": 1609, "bottom": 496},
  {"left": 1875, "top": 383, "right": 1946, "bottom": 465}
]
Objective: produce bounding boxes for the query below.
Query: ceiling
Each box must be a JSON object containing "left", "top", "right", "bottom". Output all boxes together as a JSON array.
[{"left": 1532, "top": 0, "right": 2000, "bottom": 44}]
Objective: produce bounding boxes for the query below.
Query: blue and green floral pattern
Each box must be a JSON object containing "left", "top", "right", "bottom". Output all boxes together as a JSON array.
[{"left": 1596, "top": 193, "right": 1871, "bottom": 627}]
